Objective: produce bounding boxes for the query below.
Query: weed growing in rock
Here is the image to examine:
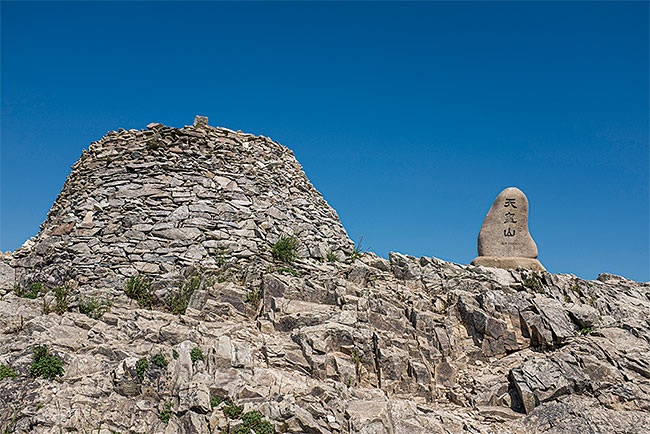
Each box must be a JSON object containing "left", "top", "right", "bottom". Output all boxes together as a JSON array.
[
  {"left": 15, "top": 282, "right": 44, "bottom": 299},
  {"left": 168, "top": 268, "right": 206, "bottom": 315},
  {"left": 158, "top": 402, "right": 173, "bottom": 424},
  {"left": 523, "top": 274, "right": 542, "bottom": 291},
  {"left": 272, "top": 235, "right": 298, "bottom": 263},
  {"left": 42, "top": 286, "right": 70, "bottom": 315},
  {"left": 277, "top": 267, "right": 298, "bottom": 276},
  {"left": 210, "top": 394, "right": 226, "bottom": 408},
  {"left": 79, "top": 297, "right": 112, "bottom": 319},
  {"left": 152, "top": 353, "right": 168, "bottom": 369},
  {"left": 172, "top": 349, "right": 179, "bottom": 359},
  {"left": 245, "top": 288, "right": 262, "bottom": 305},
  {"left": 223, "top": 400, "right": 244, "bottom": 419},
  {"left": 349, "top": 236, "right": 365, "bottom": 262},
  {"left": 214, "top": 247, "right": 227, "bottom": 266},
  {"left": 52, "top": 286, "right": 70, "bottom": 314},
  {"left": 578, "top": 327, "right": 592, "bottom": 335},
  {"left": 135, "top": 357, "right": 149, "bottom": 381},
  {"left": 30, "top": 345, "right": 64, "bottom": 380},
  {"left": 190, "top": 346, "right": 203, "bottom": 364},
  {"left": 0, "top": 364, "right": 18, "bottom": 380},
  {"left": 238, "top": 410, "right": 274, "bottom": 434},
  {"left": 326, "top": 250, "right": 339, "bottom": 263},
  {"left": 352, "top": 348, "right": 361, "bottom": 367},
  {"left": 571, "top": 284, "right": 585, "bottom": 298},
  {"left": 3, "top": 409, "right": 18, "bottom": 434},
  {"left": 211, "top": 396, "right": 274, "bottom": 434},
  {"left": 124, "top": 275, "right": 153, "bottom": 308},
  {"left": 6, "top": 315, "right": 24, "bottom": 334}
]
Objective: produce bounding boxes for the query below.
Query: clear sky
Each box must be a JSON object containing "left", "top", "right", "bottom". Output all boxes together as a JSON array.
[{"left": 1, "top": 1, "right": 648, "bottom": 282}]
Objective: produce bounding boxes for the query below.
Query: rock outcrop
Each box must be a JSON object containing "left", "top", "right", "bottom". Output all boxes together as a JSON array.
[{"left": 1, "top": 119, "right": 648, "bottom": 434}]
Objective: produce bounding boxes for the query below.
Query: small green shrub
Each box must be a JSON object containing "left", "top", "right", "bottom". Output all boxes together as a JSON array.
[
  {"left": 172, "top": 349, "right": 179, "bottom": 359},
  {"left": 0, "top": 364, "right": 18, "bottom": 380},
  {"left": 30, "top": 345, "right": 64, "bottom": 380},
  {"left": 79, "top": 297, "right": 111, "bottom": 319},
  {"left": 190, "top": 346, "right": 203, "bottom": 364},
  {"left": 523, "top": 274, "right": 542, "bottom": 291},
  {"left": 578, "top": 327, "right": 592, "bottom": 335},
  {"left": 223, "top": 401, "right": 244, "bottom": 419},
  {"left": 159, "top": 402, "right": 173, "bottom": 424},
  {"left": 15, "top": 282, "right": 44, "bottom": 299},
  {"left": 271, "top": 236, "right": 298, "bottom": 263},
  {"left": 135, "top": 357, "right": 149, "bottom": 381},
  {"left": 238, "top": 410, "right": 274, "bottom": 434},
  {"left": 211, "top": 394, "right": 226, "bottom": 408},
  {"left": 168, "top": 269, "right": 205, "bottom": 315},
  {"left": 326, "top": 250, "right": 339, "bottom": 263},
  {"left": 124, "top": 275, "right": 153, "bottom": 308},
  {"left": 152, "top": 353, "right": 168, "bottom": 369},
  {"left": 277, "top": 267, "right": 298, "bottom": 276}
]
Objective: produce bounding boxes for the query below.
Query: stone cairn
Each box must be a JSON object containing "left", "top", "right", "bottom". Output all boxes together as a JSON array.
[
  {"left": 471, "top": 187, "right": 545, "bottom": 271},
  {"left": 10, "top": 116, "right": 354, "bottom": 288}
]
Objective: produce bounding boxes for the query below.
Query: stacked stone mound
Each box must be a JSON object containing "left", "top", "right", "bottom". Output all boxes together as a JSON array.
[{"left": 10, "top": 117, "right": 353, "bottom": 287}]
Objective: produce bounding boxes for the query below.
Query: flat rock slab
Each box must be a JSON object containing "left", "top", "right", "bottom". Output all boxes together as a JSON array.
[{"left": 471, "top": 256, "right": 545, "bottom": 271}]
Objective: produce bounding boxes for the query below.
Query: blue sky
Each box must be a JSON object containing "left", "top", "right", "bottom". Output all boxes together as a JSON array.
[{"left": 1, "top": 1, "right": 648, "bottom": 281}]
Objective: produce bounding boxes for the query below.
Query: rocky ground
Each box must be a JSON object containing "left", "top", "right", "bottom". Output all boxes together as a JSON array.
[{"left": 1, "top": 251, "right": 649, "bottom": 433}]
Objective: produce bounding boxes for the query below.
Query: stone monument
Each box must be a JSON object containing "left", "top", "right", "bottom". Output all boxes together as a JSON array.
[{"left": 471, "top": 187, "right": 545, "bottom": 271}]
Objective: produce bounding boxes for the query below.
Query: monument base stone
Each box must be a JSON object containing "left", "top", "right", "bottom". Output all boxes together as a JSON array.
[{"left": 471, "top": 256, "right": 545, "bottom": 272}]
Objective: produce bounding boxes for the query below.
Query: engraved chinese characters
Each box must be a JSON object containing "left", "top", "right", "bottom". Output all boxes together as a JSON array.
[{"left": 471, "top": 187, "right": 545, "bottom": 271}]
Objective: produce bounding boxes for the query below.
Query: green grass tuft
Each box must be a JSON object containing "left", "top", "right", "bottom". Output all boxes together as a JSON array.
[
  {"left": 349, "top": 236, "right": 365, "bottom": 262},
  {"left": 190, "top": 346, "right": 203, "bottom": 364},
  {"left": 152, "top": 353, "right": 168, "bottom": 369},
  {"left": 271, "top": 236, "right": 298, "bottom": 263},
  {"left": 276, "top": 267, "right": 298, "bottom": 276},
  {"left": 15, "top": 282, "right": 44, "bottom": 299},
  {"left": 124, "top": 275, "right": 154, "bottom": 308},
  {"left": 30, "top": 345, "right": 64, "bottom": 380},
  {"left": 0, "top": 364, "right": 18, "bottom": 380},
  {"left": 135, "top": 357, "right": 149, "bottom": 381},
  {"left": 158, "top": 402, "right": 173, "bottom": 424},
  {"left": 326, "top": 250, "right": 339, "bottom": 263},
  {"left": 79, "top": 297, "right": 112, "bottom": 319},
  {"left": 168, "top": 268, "right": 207, "bottom": 315}
]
